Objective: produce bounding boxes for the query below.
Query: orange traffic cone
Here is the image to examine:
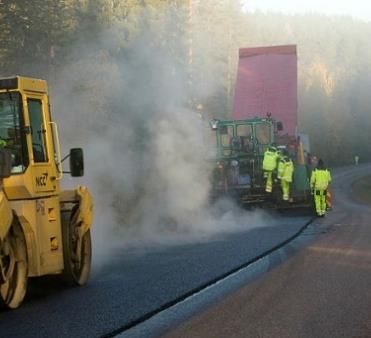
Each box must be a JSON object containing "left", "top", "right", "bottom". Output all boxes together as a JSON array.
[{"left": 326, "top": 188, "right": 333, "bottom": 210}]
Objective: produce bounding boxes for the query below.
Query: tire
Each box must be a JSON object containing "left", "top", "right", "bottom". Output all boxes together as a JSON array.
[
  {"left": 0, "top": 223, "right": 28, "bottom": 309},
  {"left": 61, "top": 209, "right": 92, "bottom": 286}
]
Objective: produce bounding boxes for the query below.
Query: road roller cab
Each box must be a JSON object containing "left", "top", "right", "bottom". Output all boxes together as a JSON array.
[{"left": 0, "top": 76, "right": 93, "bottom": 308}]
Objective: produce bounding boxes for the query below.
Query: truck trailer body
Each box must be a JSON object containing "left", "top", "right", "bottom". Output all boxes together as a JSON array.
[{"left": 233, "top": 45, "right": 298, "bottom": 136}]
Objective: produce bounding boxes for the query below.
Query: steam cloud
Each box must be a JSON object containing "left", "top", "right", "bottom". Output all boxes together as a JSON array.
[{"left": 50, "top": 10, "right": 275, "bottom": 266}]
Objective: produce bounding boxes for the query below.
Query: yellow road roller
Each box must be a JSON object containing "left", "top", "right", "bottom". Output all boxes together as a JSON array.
[{"left": 0, "top": 76, "right": 93, "bottom": 308}]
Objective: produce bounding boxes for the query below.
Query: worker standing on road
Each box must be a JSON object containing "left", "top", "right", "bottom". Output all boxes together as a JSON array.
[
  {"left": 263, "top": 145, "right": 278, "bottom": 193},
  {"left": 354, "top": 155, "right": 359, "bottom": 166},
  {"left": 281, "top": 155, "right": 294, "bottom": 201},
  {"left": 277, "top": 149, "right": 285, "bottom": 181},
  {"left": 310, "top": 159, "right": 332, "bottom": 216}
]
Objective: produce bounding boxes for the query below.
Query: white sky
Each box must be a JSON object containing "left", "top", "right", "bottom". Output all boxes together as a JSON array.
[{"left": 243, "top": 0, "right": 371, "bottom": 22}]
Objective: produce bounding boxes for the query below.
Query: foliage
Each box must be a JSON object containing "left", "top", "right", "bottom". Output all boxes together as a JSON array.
[{"left": 0, "top": 1, "right": 370, "bottom": 165}]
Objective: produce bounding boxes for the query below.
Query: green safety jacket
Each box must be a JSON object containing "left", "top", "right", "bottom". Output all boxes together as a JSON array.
[
  {"left": 310, "top": 168, "right": 331, "bottom": 190},
  {"left": 263, "top": 149, "right": 278, "bottom": 171},
  {"left": 282, "top": 158, "right": 294, "bottom": 182}
]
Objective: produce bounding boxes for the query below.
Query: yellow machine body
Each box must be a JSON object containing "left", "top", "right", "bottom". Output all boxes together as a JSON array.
[{"left": 0, "top": 76, "right": 93, "bottom": 279}]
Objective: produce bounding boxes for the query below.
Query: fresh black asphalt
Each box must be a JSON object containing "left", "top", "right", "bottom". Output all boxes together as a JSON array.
[{"left": 0, "top": 212, "right": 310, "bottom": 337}]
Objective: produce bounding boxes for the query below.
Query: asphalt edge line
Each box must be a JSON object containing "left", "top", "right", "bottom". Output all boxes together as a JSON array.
[{"left": 102, "top": 216, "right": 315, "bottom": 338}]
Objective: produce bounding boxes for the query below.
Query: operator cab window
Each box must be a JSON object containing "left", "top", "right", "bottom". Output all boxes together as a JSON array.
[
  {"left": 237, "top": 124, "right": 253, "bottom": 152},
  {"left": 0, "top": 92, "right": 28, "bottom": 173},
  {"left": 220, "top": 125, "right": 234, "bottom": 156},
  {"left": 255, "top": 123, "right": 271, "bottom": 145},
  {"left": 28, "top": 99, "right": 48, "bottom": 163},
  {"left": 237, "top": 124, "right": 252, "bottom": 138},
  {"left": 220, "top": 126, "right": 233, "bottom": 147}
]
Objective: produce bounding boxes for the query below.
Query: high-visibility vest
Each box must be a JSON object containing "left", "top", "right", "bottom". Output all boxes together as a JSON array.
[
  {"left": 282, "top": 158, "right": 294, "bottom": 182},
  {"left": 277, "top": 157, "right": 285, "bottom": 179},
  {"left": 310, "top": 169, "right": 331, "bottom": 190},
  {"left": 263, "top": 149, "right": 278, "bottom": 171},
  {"left": 0, "top": 139, "right": 7, "bottom": 148}
]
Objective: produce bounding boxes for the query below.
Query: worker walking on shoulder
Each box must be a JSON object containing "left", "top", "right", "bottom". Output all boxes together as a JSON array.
[
  {"left": 281, "top": 156, "right": 294, "bottom": 201},
  {"left": 310, "top": 159, "right": 332, "bottom": 216},
  {"left": 354, "top": 155, "right": 359, "bottom": 166},
  {"left": 263, "top": 145, "right": 278, "bottom": 193}
]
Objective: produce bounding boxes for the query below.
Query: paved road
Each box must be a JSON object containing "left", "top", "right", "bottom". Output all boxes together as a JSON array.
[
  {"left": 0, "top": 194, "right": 311, "bottom": 336},
  {"left": 165, "top": 164, "right": 371, "bottom": 338}
]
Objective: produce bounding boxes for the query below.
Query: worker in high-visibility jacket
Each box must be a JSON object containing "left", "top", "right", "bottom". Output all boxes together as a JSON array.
[
  {"left": 354, "top": 155, "right": 359, "bottom": 166},
  {"left": 262, "top": 145, "right": 278, "bottom": 193},
  {"left": 310, "top": 159, "right": 332, "bottom": 216},
  {"left": 277, "top": 150, "right": 285, "bottom": 181},
  {"left": 281, "top": 156, "right": 294, "bottom": 201}
]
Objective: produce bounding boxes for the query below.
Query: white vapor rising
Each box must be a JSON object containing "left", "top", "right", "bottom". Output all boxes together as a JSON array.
[{"left": 50, "top": 12, "right": 276, "bottom": 266}]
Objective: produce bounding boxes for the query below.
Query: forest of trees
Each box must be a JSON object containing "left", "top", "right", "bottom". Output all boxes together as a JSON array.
[{"left": 1, "top": 0, "right": 371, "bottom": 165}]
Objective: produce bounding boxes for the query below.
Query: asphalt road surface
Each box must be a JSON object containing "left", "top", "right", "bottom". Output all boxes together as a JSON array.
[
  {"left": 0, "top": 187, "right": 313, "bottom": 336},
  {"left": 165, "top": 164, "right": 371, "bottom": 338}
]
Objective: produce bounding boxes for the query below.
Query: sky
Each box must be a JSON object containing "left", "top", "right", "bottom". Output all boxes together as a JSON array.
[{"left": 243, "top": 0, "right": 371, "bottom": 22}]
